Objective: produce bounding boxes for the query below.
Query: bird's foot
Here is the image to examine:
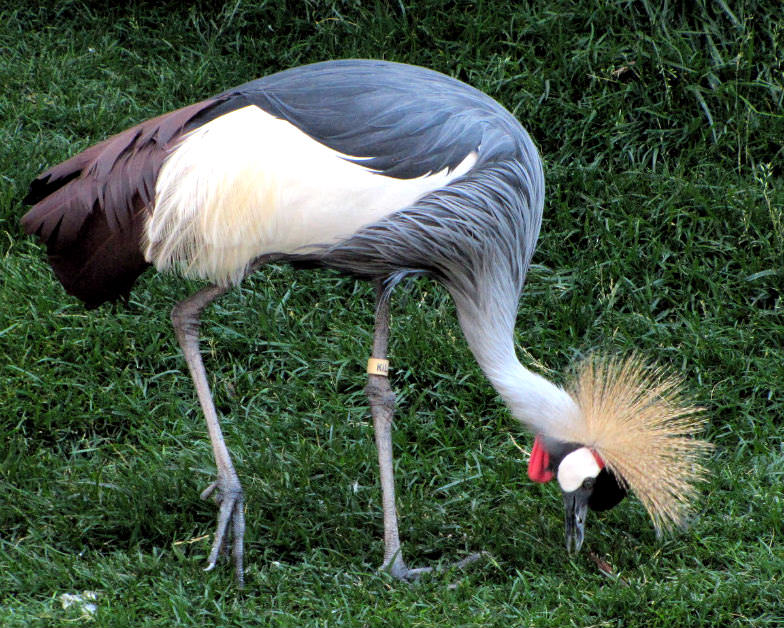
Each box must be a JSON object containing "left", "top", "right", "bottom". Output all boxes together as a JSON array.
[
  {"left": 382, "top": 551, "right": 488, "bottom": 581},
  {"left": 200, "top": 475, "right": 245, "bottom": 587}
]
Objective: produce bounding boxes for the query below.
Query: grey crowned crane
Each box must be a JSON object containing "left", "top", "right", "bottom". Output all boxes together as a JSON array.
[{"left": 22, "top": 59, "right": 710, "bottom": 586}]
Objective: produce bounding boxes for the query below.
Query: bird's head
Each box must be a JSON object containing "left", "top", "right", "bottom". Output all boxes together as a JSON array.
[
  {"left": 522, "top": 354, "right": 711, "bottom": 553},
  {"left": 528, "top": 436, "right": 627, "bottom": 552}
]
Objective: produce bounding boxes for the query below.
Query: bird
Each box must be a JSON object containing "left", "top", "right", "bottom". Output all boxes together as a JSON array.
[{"left": 21, "top": 59, "right": 710, "bottom": 587}]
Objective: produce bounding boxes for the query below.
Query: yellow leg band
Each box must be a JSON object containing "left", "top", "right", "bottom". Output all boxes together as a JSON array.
[{"left": 367, "top": 358, "right": 389, "bottom": 376}]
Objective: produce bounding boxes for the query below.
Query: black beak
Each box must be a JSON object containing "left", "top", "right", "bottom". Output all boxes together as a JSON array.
[{"left": 563, "top": 491, "right": 589, "bottom": 553}]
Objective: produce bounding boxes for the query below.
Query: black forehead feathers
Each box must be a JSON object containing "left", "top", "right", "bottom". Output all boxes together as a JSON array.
[{"left": 540, "top": 439, "right": 583, "bottom": 471}]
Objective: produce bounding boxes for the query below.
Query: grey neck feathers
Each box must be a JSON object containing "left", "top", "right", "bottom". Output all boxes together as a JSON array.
[
  {"left": 452, "top": 287, "right": 579, "bottom": 439},
  {"left": 438, "top": 155, "right": 579, "bottom": 439}
]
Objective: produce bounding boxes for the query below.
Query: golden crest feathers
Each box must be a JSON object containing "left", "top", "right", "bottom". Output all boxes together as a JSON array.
[{"left": 561, "top": 354, "right": 712, "bottom": 531}]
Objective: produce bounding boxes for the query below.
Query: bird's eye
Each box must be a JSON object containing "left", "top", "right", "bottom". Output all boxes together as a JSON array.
[{"left": 582, "top": 477, "right": 595, "bottom": 491}]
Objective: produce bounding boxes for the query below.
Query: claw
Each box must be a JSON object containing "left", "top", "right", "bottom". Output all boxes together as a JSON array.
[
  {"left": 383, "top": 551, "right": 487, "bottom": 581},
  {"left": 201, "top": 477, "right": 245, "bottom": 587}
]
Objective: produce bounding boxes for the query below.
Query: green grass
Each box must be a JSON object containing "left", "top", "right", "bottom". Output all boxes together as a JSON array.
[{"left": 1, "top": 0, "right": 783, "bottom": 625}]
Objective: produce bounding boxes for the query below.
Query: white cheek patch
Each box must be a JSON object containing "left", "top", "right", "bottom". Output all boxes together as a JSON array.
[{"left": 557, "top": 447, "right": 602, "bottom": 493}]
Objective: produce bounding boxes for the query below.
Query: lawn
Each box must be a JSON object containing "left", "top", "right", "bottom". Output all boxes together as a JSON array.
[{"left": 1, "top": 1, "right": 782, "bottom": 626}]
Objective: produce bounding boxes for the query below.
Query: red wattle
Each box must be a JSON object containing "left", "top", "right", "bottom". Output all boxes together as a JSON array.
[
  {"left": 528, "top": 435, "right": 554, "bottom": 483},
  {"left": 591, "top": 449, "right": 605, "bottom": 469}
]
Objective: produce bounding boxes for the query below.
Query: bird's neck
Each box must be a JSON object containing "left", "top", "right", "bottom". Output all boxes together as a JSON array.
[
  {"left": 487, "top": 354, "right": 579, "bottom": 437},
  {"left": 454, "top": 297, "right": 579, "bottom": 439}
]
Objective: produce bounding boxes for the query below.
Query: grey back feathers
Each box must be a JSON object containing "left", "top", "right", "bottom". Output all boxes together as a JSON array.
[{"left": 215, "top": 59, "right": 525, "bottom": 179}]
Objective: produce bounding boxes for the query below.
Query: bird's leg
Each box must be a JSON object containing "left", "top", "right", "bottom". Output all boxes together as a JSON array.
[
  {"left": 171, "top": 284, "right": 245, "bottom": 587},
  {"left": 366, "top": 282, "right": 487, "bottom": 581},
  {"left": 365, "top": 282, "right": 433, "bottom": 580}
]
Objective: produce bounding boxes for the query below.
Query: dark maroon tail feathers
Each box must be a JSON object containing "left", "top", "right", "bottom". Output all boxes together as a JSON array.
[{"left": 21, "top": 97, "right": 231, "bottom": 308}]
